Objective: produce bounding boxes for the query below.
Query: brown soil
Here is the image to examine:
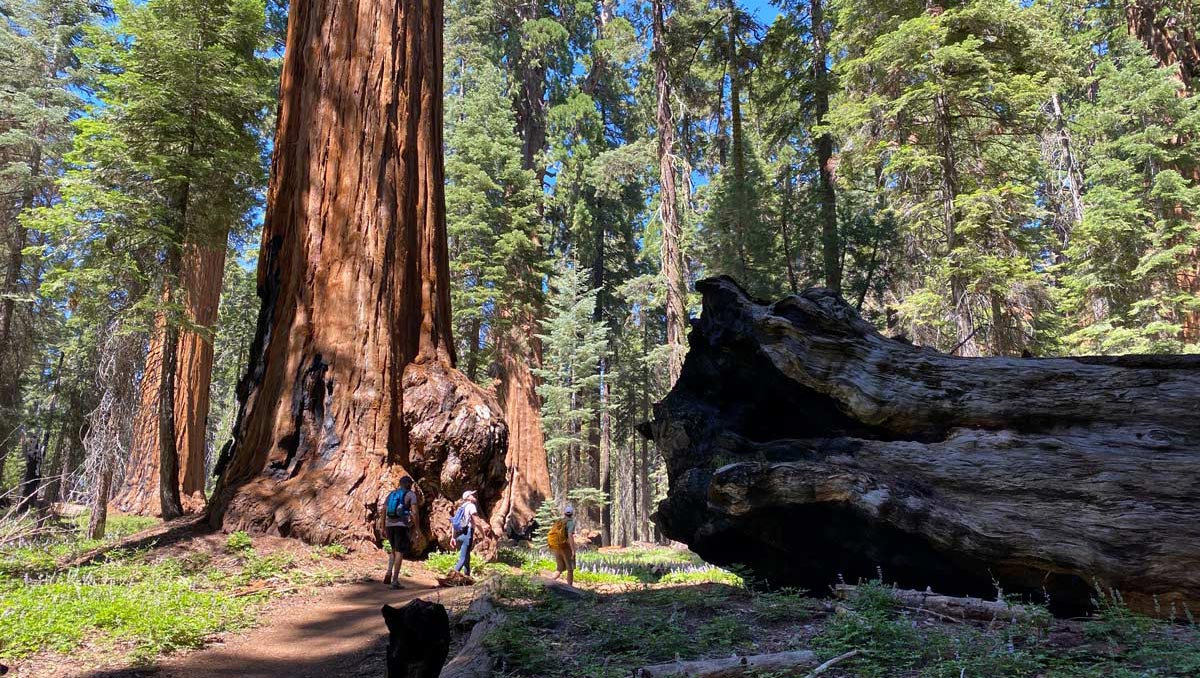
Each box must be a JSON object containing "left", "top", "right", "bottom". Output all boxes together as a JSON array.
[
  {"left": 13, "top": 571, "right": 474, "bottom": 678},
  {"left": 7, "top": 520, "right": 476, "bottom": 678}
]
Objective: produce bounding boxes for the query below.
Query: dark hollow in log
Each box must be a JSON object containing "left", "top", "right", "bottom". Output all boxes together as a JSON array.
[
  {"left": 645, "top": 276, "right": 1200, "bottom": 616},
  {"left": 381, "top": 598, "right": 450, "bottom": 678}
]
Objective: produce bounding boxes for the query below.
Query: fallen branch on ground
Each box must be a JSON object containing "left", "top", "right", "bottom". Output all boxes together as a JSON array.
[
  {"left": 533, "top": 575, "right": 587, "bottom": 599},
  {"left": 635, "top": 650, "right": 819, "bottom": 677},
  {"left": 441, "top": 578, "right": 504, "bottom": 678},
  {"left": 58, "top": 514, "right": 205, "bottom": 569},
  {"left": 804, "top": 649, "right": 859, "bottom": 677},
  {"left": 835, "top": 584, "right": 1042, "bottom": 624}
]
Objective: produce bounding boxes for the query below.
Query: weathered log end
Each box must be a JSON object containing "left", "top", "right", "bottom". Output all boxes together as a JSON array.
[
  {"left": 381, "top": 599, "right": 451, "bottom": 678},
  {"left": 648, "top": 276, "right": 1200, "bottom": 616}
]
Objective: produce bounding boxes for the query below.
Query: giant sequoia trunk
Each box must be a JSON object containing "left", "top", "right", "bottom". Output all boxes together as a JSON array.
[
  {"left": 647, "top": 277, "right": 1200, "bottom": 616},
  {"left": 489, "top": 329, "right": 552, "bottom": 538},
  {"left": 114, "top": 243, "right": 225, "bottom": 516},
  {"left": 207, "top": 0, "right": 507, "bottom": 551}
]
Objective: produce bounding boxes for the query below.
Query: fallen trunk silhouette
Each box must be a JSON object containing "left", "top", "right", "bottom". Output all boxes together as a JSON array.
[{"left": 645, "top": 276, "right": 1200, "bottom": 616}]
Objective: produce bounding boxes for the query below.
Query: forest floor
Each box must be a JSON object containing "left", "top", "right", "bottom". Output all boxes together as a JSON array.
[
  {"left": 0, "top": 512, "right": 475, "bottom": 678},
  {"left": 2, "top": 515, "right": 1199, "bottom": 677}
]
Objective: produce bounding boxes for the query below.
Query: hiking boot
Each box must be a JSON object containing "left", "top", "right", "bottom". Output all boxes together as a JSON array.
[
  {"left": 383, "top": 572, "right": 391, "bottom": 585},
  {"left": 390, "top": 582, "right": 401, "bottom": 590}
]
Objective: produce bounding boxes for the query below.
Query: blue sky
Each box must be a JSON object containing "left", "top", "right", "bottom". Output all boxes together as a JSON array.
[{"left": 742, "top": 0, "right": 782, "bottom": 26}]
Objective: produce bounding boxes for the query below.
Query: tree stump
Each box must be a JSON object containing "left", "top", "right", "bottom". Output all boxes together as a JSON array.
[{"left": 381, "top": 599, "right": 450, "bottom": 678}]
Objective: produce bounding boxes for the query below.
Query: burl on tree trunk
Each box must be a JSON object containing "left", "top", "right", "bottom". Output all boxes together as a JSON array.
[
  {"left": 206, "top": 0, "right": 507, "bottom": 553},
  {"left": 647, "top": 277, "right": 1200, "bottom": 616}
]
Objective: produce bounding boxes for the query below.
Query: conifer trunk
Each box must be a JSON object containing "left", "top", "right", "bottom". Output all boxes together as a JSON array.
[
  {"left": 114, "top": 243, "right": 227, "bottom": 515},
  {"left": 726, "top": 0, "right": 751, "bottom": 282},
  {"left": 486, "top": 0, "right": 554, "bottom": 537},
  {"left": 490, "top": 331, "right": 552, "bottom": 536},
  {"left": 811, "top": 0, "right": 840, "bottom": 295},
  {"left": 1125, "top": 1, "right": 1200, "bottom": 341},
  {"left": 207, "top": 0, "right": 507, "bottom": 549},
  {"left": 0, "top": 149, "right": 40, "bottom": 493},
  {"left": 934, "top": 83, "right": 978, "bottom": 356},
  {"left": 653, "top": 0, "right": 688, "bottom": 387}
]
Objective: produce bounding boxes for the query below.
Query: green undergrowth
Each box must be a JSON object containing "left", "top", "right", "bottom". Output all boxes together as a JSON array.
[
  {"left": 478, "top": 574, "right": 1200, "bottom": 678},
  {"left": 481, "top": 572, "right": 813, "bottom": 678},
  {"left": 429, "top": 544, "right": 740, "bottom": 586},
  {"left": 0, "top": 513, "right": 158, "bottom": 577},
  {"left": 0, "top": 523, "right": 353, "bottom": 663}
]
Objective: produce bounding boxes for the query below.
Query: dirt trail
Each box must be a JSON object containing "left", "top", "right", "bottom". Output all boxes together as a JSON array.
[{"left": 70, "top": 574, "right": 473, "bottom": 678}]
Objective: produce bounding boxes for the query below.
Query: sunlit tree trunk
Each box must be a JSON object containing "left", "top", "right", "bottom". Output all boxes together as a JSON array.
[
  {"left": 811, "top": 0, "right": 841, "bottom": 294},
  {"left": 113, "top": 242, "right": 226, "bottom": 516},
  {"left": 487, "top": 0, "right": 554, "bottom": 537},
  {"left": 207, "top": 0, "right": 507, "bottom": 549},
  {"left": 653, "top": 0, "right": 688, "bottom": 387}
]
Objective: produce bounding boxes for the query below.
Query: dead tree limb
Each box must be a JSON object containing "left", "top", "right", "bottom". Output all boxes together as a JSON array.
[{"left": 636, "top": 650, "right": 819, "bottom": 678}]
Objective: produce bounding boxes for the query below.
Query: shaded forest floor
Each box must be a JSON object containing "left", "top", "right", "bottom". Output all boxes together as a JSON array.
[
  {"left": 0, "top": 512, "right": 465, "bottom": 677},
  {"left": 2, "top": 517, "right": 1198, "bottom": 677},
  {"left": 484, "top": 568, "right": 1200, "bottom": 678}
]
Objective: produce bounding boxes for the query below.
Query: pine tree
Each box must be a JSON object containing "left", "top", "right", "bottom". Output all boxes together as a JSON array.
[
  {"left": 0, "top": 0, "right": 98, "bottom": 495},
  {"left": 26, "top": 0, "right": 271, "bottom": 519},
  {"left": 1056, "top": 15, "right": 1200, "bottom": 353},
  {"left": 534, "top": 261, "right": 608, "bottom": 509},
  {"left": 829, "top": 0, "right": 1065, "bottom": 355}
]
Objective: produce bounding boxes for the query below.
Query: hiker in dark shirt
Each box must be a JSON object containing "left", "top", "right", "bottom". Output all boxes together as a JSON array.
[{"left": 383, "top": 476, "right": 418, "bottom": 589}]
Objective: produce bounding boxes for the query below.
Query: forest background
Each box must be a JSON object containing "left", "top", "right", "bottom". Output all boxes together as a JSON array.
[{"left": 0, "top": 0, "right": 1196, "bottom": 545}]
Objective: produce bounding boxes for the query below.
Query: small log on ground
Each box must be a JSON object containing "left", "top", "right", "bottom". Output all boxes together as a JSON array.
[
  {"left": 646, "top": 277, "right": 1200, "bottom": 616},
  {"left": 636, "top": 650, "right": 818, "bottom": 678},
  {"left": 835, "top": 585, "right": 1043, "bottom": 624},
  {"left": 441, "top": 584, "right": 504, "bottom": 678},
  {"left": 437, "top": 570, "right": 476, "bottom": 588},
  {"left": 381, "top": 598, "right": 451, "bottom": 678},
  {"left": 59, "top": 514, "right": 206, "bottom": 570},
  {"left": 533, "top": 575, "right": 587, "bottom": 600}
]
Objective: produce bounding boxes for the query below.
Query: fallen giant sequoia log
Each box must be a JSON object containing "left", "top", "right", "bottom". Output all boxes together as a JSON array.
[{"left": 646, "top": 277, "right": 1200, "bottom": 615}]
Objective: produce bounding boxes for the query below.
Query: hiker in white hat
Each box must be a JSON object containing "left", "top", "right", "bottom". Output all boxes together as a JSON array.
[{"left": 450, "top": 490, "right": 478, "bottom": 576}]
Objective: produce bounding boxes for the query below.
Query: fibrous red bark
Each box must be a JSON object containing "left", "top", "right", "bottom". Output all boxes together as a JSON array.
[
  {"left": 647, "top": 277, "right": 1200, "bottom": 616},
  {"left": 1125, "top": 2, "right": 1200, "bottom": 340},
  {"left": 206, "top": 0, "right": 507, "bottom": 550},
  {"left": 114, "top": 243, "right": 225, "bottom": 516},
  {"left": 490, "top": 329, "right": 552, "bottom": 538}
]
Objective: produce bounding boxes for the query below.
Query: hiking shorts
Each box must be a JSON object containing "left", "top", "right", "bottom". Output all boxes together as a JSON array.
[
  {"left": 387, "top": 525, "right": 410, "bottom": 555},
  {"left": 553, "top": 548, "right": 574, "bottom": 572}
]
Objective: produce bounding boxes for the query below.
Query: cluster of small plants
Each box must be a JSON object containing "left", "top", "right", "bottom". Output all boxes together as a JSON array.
[
  {"left": 811, "top": 580, "right": 1200, "bottom": 678},
  {"left": 478, "top": 567, "right": 1200, "bottom": 678},
  {"left": 0, "top": 513, "right": 354, "bottom": 664}
]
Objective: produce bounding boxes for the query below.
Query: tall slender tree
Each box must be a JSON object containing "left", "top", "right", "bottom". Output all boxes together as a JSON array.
[
  {"left": 0, "top": 0, "right": 97, "bottom": 492},
  {"left": 54, "top": 0, "right": 274, "bottom": 519},
  {"left": 653, "top": 0, "right": 689, "bottom": 386}
]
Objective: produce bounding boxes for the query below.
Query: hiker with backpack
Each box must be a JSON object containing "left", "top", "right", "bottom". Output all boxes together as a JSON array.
[
  {"left": 547, "top": 504, "right": 576, "bottom": 586},
  {"left": 383, "top": 476, "right": 418, "bottom": 589},
  {"left": 450, "top": 490, "right": 478, "bottom": 576}
]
